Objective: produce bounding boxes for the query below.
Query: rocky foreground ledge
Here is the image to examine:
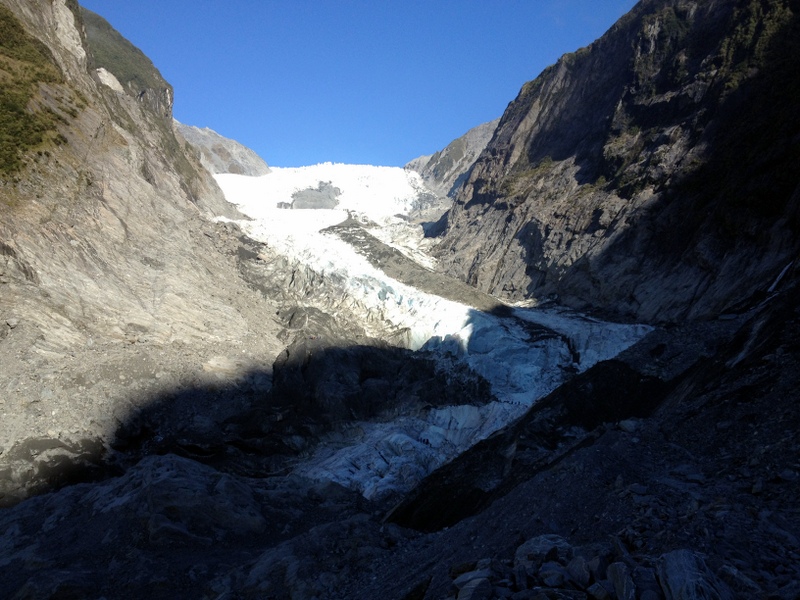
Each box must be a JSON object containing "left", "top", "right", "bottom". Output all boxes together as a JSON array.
[{"left": 444, "top": 536, "right": 734, "bottom": 600}]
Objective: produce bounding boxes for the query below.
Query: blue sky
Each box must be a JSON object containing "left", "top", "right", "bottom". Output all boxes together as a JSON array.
[{"left": 79, "top": 1, "right": 638, "bottom": 167}]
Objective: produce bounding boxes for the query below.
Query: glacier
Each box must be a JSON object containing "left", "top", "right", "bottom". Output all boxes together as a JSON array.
[{"left": 215, "top": 164, "right": 651, "bottom": 500}]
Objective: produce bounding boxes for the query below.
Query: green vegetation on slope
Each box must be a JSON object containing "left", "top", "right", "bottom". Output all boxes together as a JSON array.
[
  {"left": 81, "top": 8, "right": 170, "bottom": 96},
  {"left": 715, "top": 0, "right": 795, "bottom": 92},
  {"left": 0, "top": 5, "right": 64, "bottom": 175}
]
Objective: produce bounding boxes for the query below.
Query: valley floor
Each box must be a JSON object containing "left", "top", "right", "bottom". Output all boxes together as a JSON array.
[{"left": 0, "top": 166, "right": 797, "bottom": 600}]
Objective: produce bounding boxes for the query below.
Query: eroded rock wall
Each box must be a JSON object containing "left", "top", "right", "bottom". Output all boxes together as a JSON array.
[
  {"left": 0, "top": 0, "right": 284, "bottom": 503},
  {"left": 437, "top": 0, "right": 800, "bottom": 323}
]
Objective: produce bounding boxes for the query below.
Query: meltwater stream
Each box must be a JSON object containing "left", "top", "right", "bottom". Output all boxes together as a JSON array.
[{"left": 215, "top": 166, "right": 651, "bottom": 500}]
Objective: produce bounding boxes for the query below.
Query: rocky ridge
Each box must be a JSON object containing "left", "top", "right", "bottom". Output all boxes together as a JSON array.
[
  {"left": 175, "top": 120, "right": 271, "bottom": 177},
  {"left": 405, "top": 119, "right": 499, "bottom": 231},
  {"left": 407, "top": 119, "right": 499, "bottom": 200},
  {"left": 436, "top": 0, "right": 800, "bottom": 324}
]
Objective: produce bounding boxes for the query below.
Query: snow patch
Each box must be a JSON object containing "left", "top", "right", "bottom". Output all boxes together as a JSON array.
[{"left": 95, "top": 68, "right": 124, "bottom": 93}]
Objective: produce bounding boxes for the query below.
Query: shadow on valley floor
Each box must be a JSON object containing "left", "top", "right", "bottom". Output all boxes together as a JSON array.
[
  {"left": 3, "top": 283, "right": 800, "bottom": 600},
  {"left": 386, "top": 356, "right": 671, "bottom": 532},
  {"left": 0, "top": 335, "right": 496, "bottom": 509}
]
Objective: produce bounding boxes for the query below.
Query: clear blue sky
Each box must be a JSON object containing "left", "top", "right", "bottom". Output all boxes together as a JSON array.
[{"left": 79, "top": 1, "right": 638, "bottom": 167}]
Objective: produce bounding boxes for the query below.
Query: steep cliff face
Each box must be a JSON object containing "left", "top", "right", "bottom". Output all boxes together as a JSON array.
[
  {"left": 437, "top": 0, "right": 800, "bottom": 323},
  {"left": 1, "top": 0, "right": 248, "bottom": 349},
  {"left": 0, "top": 0, "right": 284, "bottom": 502},
  {"left": 81, "top": 7, "right": 173, "bottom": 118}
]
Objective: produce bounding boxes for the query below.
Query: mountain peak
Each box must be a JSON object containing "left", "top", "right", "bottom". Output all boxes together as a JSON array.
[{"left": 175, "top": 121, "right": 271, "bottom": 176}]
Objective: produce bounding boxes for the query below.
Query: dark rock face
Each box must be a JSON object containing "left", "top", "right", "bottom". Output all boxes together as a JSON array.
[
  {"left": 270, "top": 335, "right": 493, "bottom": 425},
  {"left": 437, "top": 0, "right": 800, "bottom": 324},
  {"left": 438, "top": 539, "right": 733, "bottom": 600}
]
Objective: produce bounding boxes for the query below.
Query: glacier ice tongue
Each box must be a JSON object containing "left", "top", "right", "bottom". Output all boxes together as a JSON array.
[{"left": 215, "top": 167, "right": 652, "bottom": 500}]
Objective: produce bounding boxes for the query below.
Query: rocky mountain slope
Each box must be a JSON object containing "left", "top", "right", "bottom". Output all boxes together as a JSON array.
[
  {"left": 407, "top": 119, "right": 499, "bottom": 200},
  {"left": 436, "top": 0, "right": 800, "bottom": 324},
  {"left": 405, "top": 119, "right": 499, "bottom": 230},
  {"left": 1, "top": 1, "right": 799, "bottom": 599},
  {"left": 0, "top": 0, "right": 286, "bottom": 504},
  {"left": 175, "top": 121, "right": 271, "bottom": 176}
]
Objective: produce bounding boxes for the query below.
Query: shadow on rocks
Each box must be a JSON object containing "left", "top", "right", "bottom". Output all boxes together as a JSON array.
[
  {"left": 0, "top": 335, "right": 495, "bottom": 508},
  {"left": 0, "top": 337, "right": 494, "bottom": 598}
]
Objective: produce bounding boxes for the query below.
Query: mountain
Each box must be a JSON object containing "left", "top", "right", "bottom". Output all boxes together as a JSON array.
[
  {"left": 80, "top": 6, "right": 173, "bottom": 117},
  {"left": 1, "top": 1, "right": 799, "bottom": 599},
  {"left": 0, "top": 0, "right": 286, "bottom": 504},
  {"left": 436, "top": 0, "right": 800, "bottom": 324},
  {"left": 404, "top": 119, "right": 499, "bottom": 230},
  {"left": 406, "top": 119, "right": 500, "bottom": 199},
  {"left": 174, "top": 121, "right": 271, "bottom": 176}
]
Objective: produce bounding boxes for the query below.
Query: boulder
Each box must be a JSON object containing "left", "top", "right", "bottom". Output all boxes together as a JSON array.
[
  {"left": 657, "top": 550, "right": 733, "bottom": 600},
  {"left": 515, "top": 534, "right": 573, "bottom": 572}
]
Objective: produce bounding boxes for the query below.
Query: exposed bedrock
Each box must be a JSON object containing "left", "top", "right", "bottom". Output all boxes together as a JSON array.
[
  {"left": 436, "top": 0, "right": 800, "bottom": 324},
  {"left": 287, "top": 180, "right": 341, "bottom": 209}
]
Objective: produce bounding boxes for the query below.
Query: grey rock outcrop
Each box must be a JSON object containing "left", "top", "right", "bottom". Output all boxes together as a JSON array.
[
  {"left": 287, "top": 180, "right": 341, "bottom": 209},
  {"left": 406, "top": 119, "right": 499, "bottom": 227},
  {"left": 175, "top": 120, "right": 271, "bottom": 176},
  {"left": 406, "top": 118, "right": 499, "bottom": 200},
  {"left": 436, "top": 0, "right": 800, "bottom": 324},
  {"left": 436, "top": 538, "right": 735, "bottom": 600}
]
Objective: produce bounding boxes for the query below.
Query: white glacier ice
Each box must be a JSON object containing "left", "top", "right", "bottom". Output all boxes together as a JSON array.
[{"left": 215, "top": 165, "right": 652, "bottom": 500}]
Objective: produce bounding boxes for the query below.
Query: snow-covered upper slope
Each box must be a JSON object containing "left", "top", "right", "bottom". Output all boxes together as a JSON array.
[
  {"left": 215, "top": 164, "right": 651, "bottom": 499},
  {"left": 217, "top": 163, "right": 440, "bottom": 268},
  {"left": 218, "top": 163, "right": 431, "bottom": 219}
]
